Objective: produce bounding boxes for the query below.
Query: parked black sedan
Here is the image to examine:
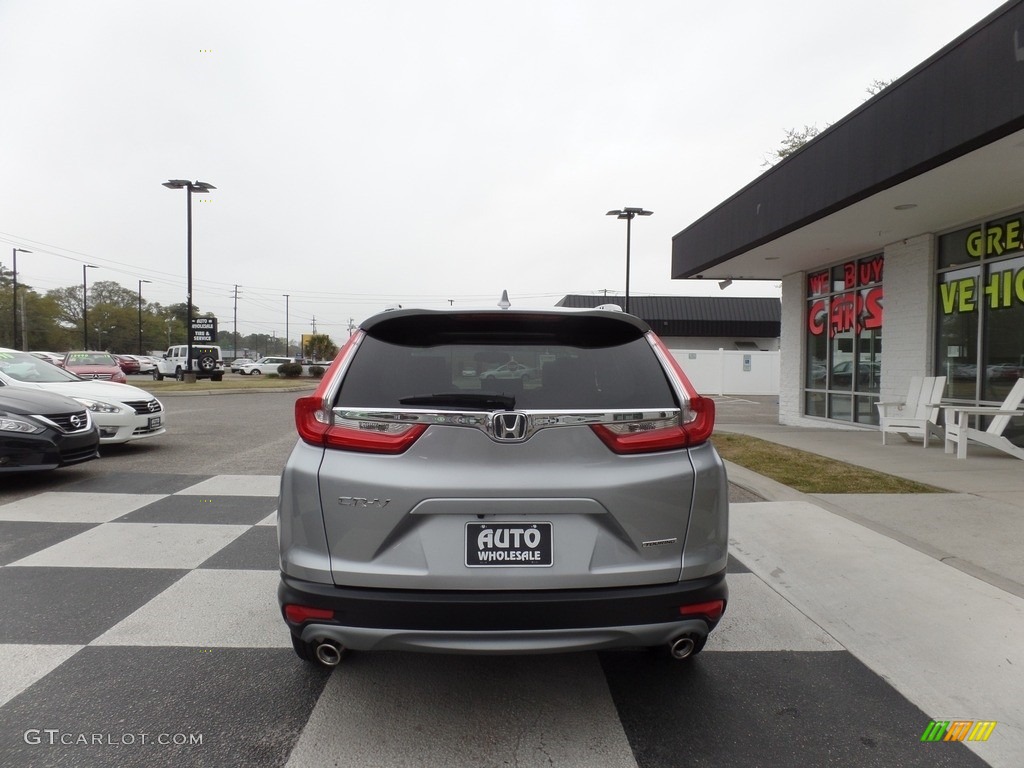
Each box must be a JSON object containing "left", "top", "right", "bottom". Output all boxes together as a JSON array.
[{"left": 0, "top": 387, "right": 100, "bottom": 472}]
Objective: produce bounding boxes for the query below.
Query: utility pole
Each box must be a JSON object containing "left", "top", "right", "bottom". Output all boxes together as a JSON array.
[
  {"left": 282, "top": 294, "right": 290, "bottom": 357},
  {"left": 19, "top": 292, "right": 27, "bottom": 350},
  {"left": 12, "top": 247, "right": 31, "bottom": 351},
  {"left": 232, "top": 285, "right": 242, "bottom": 359}
]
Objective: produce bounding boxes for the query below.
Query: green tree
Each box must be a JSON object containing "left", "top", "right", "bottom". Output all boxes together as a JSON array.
[
  {"left": 90, "top": 280, "right": 138, "bottom": 309},
  {"left": 45, "top": 286, "right": 86, "bottom": 333},
  {"left": 304, "top": 333, "right": 338, "bottom": 361},
  {"left": 24, "top": 291, "right": 76, "bottom": 350}
]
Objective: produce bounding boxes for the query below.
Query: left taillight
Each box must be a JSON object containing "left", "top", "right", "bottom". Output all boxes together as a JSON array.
[
  {"left": 295, "top": 397, "right": 427, "bottom": 454},
  {"left": 294, "top": 331, "right": 427, "bottom": 454}
]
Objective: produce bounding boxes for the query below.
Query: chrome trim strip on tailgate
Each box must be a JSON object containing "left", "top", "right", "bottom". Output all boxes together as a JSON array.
[{"left": 332, "top": 407, "right": 679, "bottom": 442}]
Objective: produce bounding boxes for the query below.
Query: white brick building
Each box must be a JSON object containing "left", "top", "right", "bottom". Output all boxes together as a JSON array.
[{"left": 672, "top": 0, "right": 1024, "bottom": 444}]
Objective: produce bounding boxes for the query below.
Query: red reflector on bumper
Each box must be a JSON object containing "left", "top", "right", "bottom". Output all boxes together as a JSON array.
[
  {"left": 284, "top": 605, "right": 335, "bottom": 623},
  {"left": 679, "top": 600, "right": 725, "bottom": 621}
]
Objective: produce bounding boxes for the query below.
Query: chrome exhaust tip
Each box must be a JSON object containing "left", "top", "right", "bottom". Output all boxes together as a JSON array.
[
  {"left": 314, "top": 640, "right": 344, "bottom": 667},
  {"left": 669, "top": 634, "right": 698, "bottom": 660}
]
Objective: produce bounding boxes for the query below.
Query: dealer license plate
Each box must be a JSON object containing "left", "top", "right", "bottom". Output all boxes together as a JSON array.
[
  {"left": 465, "top": 522, "right": 552, "bottom": 567},
  {"left": 148, "top": 416, "right": 162, "bottom": 429}
]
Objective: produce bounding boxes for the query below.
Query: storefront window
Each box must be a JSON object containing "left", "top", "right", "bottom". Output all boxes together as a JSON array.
[
  {"left": 982, "top": 253, "right": 1024, "bottom": 402},
  {"left": 938, "top": 214, "right": 1024, "bottom": 448},
  {"left": 936, "top": 266, "right": 980, "bottom": 401},
  {"left": 804, "top": 255, "right": 884, "bottom": 424}
]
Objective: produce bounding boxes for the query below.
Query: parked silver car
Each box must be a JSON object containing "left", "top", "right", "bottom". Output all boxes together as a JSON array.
[{"left": 278, "top": 305, "right": 728, "bottom": 666}]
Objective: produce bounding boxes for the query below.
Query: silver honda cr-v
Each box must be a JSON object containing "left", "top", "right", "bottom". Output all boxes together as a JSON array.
[{"left": 278, "top": 304, "right": 728, "bottom": 666}]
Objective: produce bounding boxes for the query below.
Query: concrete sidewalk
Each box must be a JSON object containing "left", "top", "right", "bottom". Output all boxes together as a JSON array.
[
  {"left": 713, "top": 395, "right": 1024, "bottom": 599},
  {"left": 713, "top": 395, "right": 1024, "bottom": 767}
]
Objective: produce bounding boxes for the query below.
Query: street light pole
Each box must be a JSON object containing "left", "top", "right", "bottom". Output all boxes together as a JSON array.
[
  {"left": 283, "top": 294, "right": 290, "bottom": 357},
  {"left": 12, "top": 248, "right": 31, "bottom": 350},
  {"left": 82, "top": 264, "right": 97, "bottom": 348},
  {"left": 137, "top": 279, "right": 152, "bottom": 355},
  {"left": 163, "top": 179, "right": 215, "bottom": 378},
  {"left": 605, "top": 207, "right": 653, "bottom": 315}
]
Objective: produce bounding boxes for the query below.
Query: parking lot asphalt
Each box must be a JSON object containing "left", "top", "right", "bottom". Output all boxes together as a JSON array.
[{"left": 0, "top": 389, "right": 1021, "bottom": 766}]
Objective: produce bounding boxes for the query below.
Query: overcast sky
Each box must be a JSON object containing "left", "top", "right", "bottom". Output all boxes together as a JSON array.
[{"left": 0, "top": 0, "right": 1006, "bottom": 343}]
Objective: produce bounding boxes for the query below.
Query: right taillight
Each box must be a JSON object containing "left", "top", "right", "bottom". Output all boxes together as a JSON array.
[
  {"left": 680, "top": 394, "right": 715, "bottom": 446},
  {"left": 591, "top": 416, "right": 688, "bottom": 454},
  {"left": 590, "top": 397, "right": 715, "bottom": 455}
]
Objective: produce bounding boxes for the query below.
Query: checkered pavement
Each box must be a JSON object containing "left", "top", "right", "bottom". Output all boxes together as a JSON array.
[{"left": 0, "top": 475, "right": 989, "bottom": 768}]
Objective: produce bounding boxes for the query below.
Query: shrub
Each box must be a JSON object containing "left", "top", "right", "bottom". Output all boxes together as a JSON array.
[
  {"left": 278, "top": 362, "right": 304, "bottom": 377},
  {"left": 309, "top": 365, "right": 326, "bottom": 378}
]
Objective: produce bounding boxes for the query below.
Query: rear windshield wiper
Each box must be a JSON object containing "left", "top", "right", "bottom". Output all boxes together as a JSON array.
[{"left": 398, "top": 393, "right": 516, "bottom": 410}]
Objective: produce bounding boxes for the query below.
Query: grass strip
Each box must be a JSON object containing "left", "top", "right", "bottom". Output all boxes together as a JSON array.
[
  {"left": 138, "top": 376, "right": 318, "bottom": 393},
  {"left": 713, "top": 432, "right": 945, "bottom": 494}
]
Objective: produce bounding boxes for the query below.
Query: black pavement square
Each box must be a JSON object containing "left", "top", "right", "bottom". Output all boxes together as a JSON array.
[
  {"left": 0, "top": 567, "right": 187, "bottom": 644},
  {"left": 0, "top": 522, "right": 96, "bottom": 566},
  {"left": 198, "top": 526, "right": 279, "bottom": 570},
  {"left": 117, "top": 495, "right": 277, "bottom": 526},
  {"left": 0, "top": 647, "right": 331, "bottom": 768},
  {"left": 599, "top": 650, "right": 989, "bottom": 768}
]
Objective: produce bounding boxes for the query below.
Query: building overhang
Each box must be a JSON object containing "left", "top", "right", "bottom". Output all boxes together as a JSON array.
[{"left": 672, "top": 1, "right": 1024, "bottom": 281}]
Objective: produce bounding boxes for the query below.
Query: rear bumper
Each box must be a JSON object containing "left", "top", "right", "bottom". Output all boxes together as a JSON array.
[{"left": 279, "top": 572, "right": 726, "bottom": 654}]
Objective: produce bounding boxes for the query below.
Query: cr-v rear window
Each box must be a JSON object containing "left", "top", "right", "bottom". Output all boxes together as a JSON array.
[{"left": 335, "top": 313, "right": 679, "bottom": 410}]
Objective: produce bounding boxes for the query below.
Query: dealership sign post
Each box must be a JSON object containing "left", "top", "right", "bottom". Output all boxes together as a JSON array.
[{"left": 190, "top": 317, "right": 218, "bottom": 345}]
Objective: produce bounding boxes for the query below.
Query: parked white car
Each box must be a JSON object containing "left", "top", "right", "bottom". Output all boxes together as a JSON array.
[
  {"left": 0, "top": 348, "right": 166, "bottom": 444},
  {"left": 237, "top": 356, "right": 298, "bottom": 375}
]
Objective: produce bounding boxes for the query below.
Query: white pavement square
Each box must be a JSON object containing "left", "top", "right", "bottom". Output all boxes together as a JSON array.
[
  {"left": 706, "top": 573, "right": 842, "bottom": 652},
  {"left": 0, "top": 492, "right": 166, "bottom": 523},
  {"left": 0, "top": 644, "right": 83, "bottom": 708},
  {"left": 286, "top": 653, "right": 640, "bottom": 768},
  {"left": 176, "top": 475, "right": 280, "bottom": 497},
  {"left": 9, "top": 523, "right": 249, "bottom": 569},
  {"left": 93, "top": 570, "right": 289, "bottom": 648}
]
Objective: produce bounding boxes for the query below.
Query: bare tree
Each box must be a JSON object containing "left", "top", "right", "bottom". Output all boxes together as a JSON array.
[
  {"left": 762, "top": 79, "right": 895, "bottom": 167},
  {"left": 865, "top": 78, "right": 893, "bottom": 97},
  {"left": 762, "top": 124, "right": 823, "bottom": 167}
]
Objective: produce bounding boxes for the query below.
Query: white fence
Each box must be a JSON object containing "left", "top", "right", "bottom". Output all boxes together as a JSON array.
[{"left": 669, "top": 349, "right": 780, "bottom": 396}]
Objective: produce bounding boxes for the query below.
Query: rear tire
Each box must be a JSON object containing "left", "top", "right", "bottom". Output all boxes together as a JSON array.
[
  {"left": 175, "top": 367, "right": 184, "bottom": 382},
  {"left": 212, "top": 373, "right": 223, "bottom": 382}
]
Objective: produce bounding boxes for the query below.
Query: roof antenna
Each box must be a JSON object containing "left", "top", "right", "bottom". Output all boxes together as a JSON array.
[{"left": 497, "top": 290, "right": 511, "bottom": 309}]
